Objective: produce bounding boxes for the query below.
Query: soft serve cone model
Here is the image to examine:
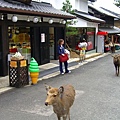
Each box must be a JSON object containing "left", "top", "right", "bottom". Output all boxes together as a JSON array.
[{"left": 29, "top": 58, "right": 40, "bottom": 85}]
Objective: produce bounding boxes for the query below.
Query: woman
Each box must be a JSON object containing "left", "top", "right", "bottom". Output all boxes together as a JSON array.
[{"left": 58, "top": 39, "right": 71, "bottom": 75}]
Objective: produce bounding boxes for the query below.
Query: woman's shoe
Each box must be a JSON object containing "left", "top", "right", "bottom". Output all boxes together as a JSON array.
[
  {"left": 65, "top": 70, "right": 71, "bottom": 74},
  {"left": 61, "top": 72, "right": 64, "bottom": 75}
]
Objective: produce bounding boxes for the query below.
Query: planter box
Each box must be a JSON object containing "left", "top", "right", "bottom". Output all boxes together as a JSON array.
[{"left": 9, "top": 59, "right": 29, "bottom": 88}]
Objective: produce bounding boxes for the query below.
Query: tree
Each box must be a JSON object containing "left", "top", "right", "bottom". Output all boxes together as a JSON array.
[
  {"left": 62, "top": 0, "right": 74, "bottom": 14},
  {"left": 61, "top": 0, "right": 77, "bottom": 30},
  {"left": 61, "top": 0, "right": 77, "bottom": 25},
  {"left": 62, "top": 0, "right": 79, "bottom": 55}
]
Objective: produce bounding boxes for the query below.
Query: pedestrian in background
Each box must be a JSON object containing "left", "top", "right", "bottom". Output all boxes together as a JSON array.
[{"left": 58, "top": 39, "right": 71, "bottom": 75}]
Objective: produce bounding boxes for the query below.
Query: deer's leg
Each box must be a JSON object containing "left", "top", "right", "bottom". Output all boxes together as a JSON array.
[
  {"left": 115, "top": 65, "right": 118, "bottom": 76},
  {"left": 63, "top": 116, "right": 67, "bottom": 120},
  {"left": 116, "top": 66, "right": 119, "bottom": 76},
  {"left": 57, "top": 115, "right": 61, "bottom": 120},
  {"left": 118, "top": 66, "right": 119, "bottom": 76},
  {"left": 68, "top": 111, "right": 70, "bottom": 120},
  {"left": 63, "top": 115, "right": 67, "bottom": 120},
  {"left": 116, "top": 66, "right": 118, "bottom": 76}
]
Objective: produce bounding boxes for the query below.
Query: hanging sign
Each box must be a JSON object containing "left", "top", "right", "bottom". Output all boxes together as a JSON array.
[
  {"left": 97, "top": 31, "right": 108, "bottom": 35},
  {"left": 8, "top": 54, "right": 12, "bottom": 61},
  {"left": 41, "top": 33, "right": 45, "bottom": 42}
]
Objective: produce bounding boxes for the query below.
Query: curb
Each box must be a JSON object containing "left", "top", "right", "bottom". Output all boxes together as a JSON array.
[
  {"left": 37, "top": 53, "right": 108, "bottom": 81},
  {"left": 85, "top": 53, "right": 103, "bottom": 60},
  {"left": 0, "top": 52, "right": 111, "bottom": 94}
]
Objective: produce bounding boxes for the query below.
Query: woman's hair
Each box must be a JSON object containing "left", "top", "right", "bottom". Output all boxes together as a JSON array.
[{"left": 58, "top": 39, "right": 64, "bottom": 45}]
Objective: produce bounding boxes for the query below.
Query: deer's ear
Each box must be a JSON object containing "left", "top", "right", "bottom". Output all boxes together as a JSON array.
[
  {"left": 59, "top": 86, "right": 64, "bottom": 94},
  {"left": 45, "top": 84, "right": 52, "bottom": 91}
]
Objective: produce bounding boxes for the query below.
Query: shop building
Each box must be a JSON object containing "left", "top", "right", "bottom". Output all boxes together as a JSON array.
[
  {"left": 41, "top": 0, "right": 102, "bottom": 52},
  {"left": 63, "top": 0, "right": 105, "bottom": 52},
  {"left": 67, "top": 9, "right": 105, "bottom": 51},
  {"left": 0, "top": 0, "right": 75, "bottom": 76},
  {"left": 88, "top": 3, "right": 120, "bottom": 52}
]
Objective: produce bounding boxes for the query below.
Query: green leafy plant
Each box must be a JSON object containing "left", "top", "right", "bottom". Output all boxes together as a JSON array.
[
  {"left": 62, "top": 0, "right": 77, "bottom": 25},
  {"left": 62, "top": 0, "right": 77, "bottom": 35},
  {"left": 114, "top": 0, "right": 120, "bottom": 7},
  {"left": 66, "top": 27, "right": 78, "bottom": 36},
  {"left": 62, "top": 0, "right": 74, "bottom": 13}
]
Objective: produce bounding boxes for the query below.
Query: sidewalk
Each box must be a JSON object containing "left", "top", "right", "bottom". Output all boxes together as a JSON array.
[{"left": 0, "top": 52, "right": 108, "bottom": 93}]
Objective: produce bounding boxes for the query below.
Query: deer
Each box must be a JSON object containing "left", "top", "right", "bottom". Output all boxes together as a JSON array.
[
  {"left": 112, "top": 54, "right": 120, "bottom": 76},
  {"left": 45, "top": 84, "right": 75, "bottom": 120}
]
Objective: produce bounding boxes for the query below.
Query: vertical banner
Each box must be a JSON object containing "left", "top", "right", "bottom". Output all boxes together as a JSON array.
[{"left": 41, "top": 33, "right": 45, "bottom": 42}]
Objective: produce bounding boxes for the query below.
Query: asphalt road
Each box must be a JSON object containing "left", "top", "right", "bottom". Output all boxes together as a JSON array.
[{"left": 1, "top": 53, "right": 120, "bottom": 120}]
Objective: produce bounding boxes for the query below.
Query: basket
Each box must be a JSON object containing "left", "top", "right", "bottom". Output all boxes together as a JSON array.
[
  {"left": 11, "top": 56, "right": 24, "bottom": 60},
  {"left": 9, "top": 59, "right": 29, "bottom": 88}
]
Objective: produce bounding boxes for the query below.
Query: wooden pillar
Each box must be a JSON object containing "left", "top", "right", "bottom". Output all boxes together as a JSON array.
[
  {"left": 111, "top": 35, "right": 114, "bottom": 43},
  {"left": 0, "top": 14, "right": 9, "bottom": 76},
  {"left": 54, "top": 27, "right": 65, "bottom": 60},
  {"left": 30, "top": 27, "right": 40, "bottom": 65}
]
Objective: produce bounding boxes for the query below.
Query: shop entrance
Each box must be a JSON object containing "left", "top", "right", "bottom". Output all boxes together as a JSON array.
[
  {"left": 49, "top": 27, "right": 65, "bottom": 60},
  {"left": 8, "top": 26, "right": 31, "bottom": 64},
  {"left": 39, "top": 27, "right": 50, "bottom": 64},
  {"left": 49, "top": 27, "right": 54, "bottom": 60}
]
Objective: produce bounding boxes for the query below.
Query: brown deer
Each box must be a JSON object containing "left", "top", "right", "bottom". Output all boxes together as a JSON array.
[
  {"left": 112, "top": 54, "right": 120, "bottom": 76},
  {"left": 45, "top": 84, "right": 75, "bottom": 120}
]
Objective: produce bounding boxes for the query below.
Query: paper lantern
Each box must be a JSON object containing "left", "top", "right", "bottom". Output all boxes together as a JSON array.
[{"left": 12, "top": 15, "right": 18, "bottom": 22}]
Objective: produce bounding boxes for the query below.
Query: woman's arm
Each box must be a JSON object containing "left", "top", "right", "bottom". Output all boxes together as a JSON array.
[{"left": 58, "top": 46, "right": 65, "bottom": 55}]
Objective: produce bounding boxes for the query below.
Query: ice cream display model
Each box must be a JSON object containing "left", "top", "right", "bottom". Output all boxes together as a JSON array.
[{"left": 29, "top": 58, "right": 40, "bottom": 85}]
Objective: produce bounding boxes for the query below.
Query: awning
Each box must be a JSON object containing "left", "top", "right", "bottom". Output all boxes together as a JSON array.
[
  {"left": 97, "top": 31, "right": 108, "bottom": 35},
  {"left": 74, "top": 10, "right": 105, "bottom": 23},
  {"left": 0, "top": 0, "right": 76, "bottom": 19},
  {"left": 99, "top": 27, "right": 120, "bottom": 34}
]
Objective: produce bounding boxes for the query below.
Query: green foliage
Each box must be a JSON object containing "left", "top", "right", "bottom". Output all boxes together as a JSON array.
[
  {"left": 62, "top": 0, "right": 78, "bottom": 36},
  {"left": 114, "top": 0, "right": 120, "bottom": 7},
  {"left": 66, "top": 27, "right": 78, "bottom": 36},
  {"left": 62, "top": 0, "right": 74, "bottom": 13}
]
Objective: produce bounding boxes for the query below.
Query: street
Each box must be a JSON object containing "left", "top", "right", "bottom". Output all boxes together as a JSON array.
[{"left": 1, "top": 53, "right": 120, "bottom": 120}]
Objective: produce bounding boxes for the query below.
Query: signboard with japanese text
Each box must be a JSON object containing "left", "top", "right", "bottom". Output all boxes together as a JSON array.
[{"left": 41, "top": 33, "right": 45, "bottom": 43}]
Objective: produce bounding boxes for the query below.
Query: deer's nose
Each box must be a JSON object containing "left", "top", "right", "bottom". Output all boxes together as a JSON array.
[{"left": 45, "top": 102, "right": 48, "bottom": 106}]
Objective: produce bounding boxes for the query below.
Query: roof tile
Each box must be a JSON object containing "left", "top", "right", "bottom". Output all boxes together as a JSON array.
[{"left": 0, "top": 0, "right": 75, "bottom": 19}]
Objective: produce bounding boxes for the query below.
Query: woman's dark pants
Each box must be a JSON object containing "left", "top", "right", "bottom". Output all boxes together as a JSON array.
[{"left": 59, "top": 61, "right": 69, "bottom": 73}]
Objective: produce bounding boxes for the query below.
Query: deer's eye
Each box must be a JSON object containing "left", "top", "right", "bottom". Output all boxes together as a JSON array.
[
  {"left": 47, "top": 94, "right": 48, "bottom": 96},
  {"left": 53, "top": 95, "right": 57, "bottom": 97}
]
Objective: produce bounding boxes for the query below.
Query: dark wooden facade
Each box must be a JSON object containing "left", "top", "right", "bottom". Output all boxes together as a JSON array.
[
  {"left": 89, "top": 6, "right": 114, "bottom": 27},
  {"left": 99, "top": 16, "right": 114, "bottom": 27},
  {"left": 0, "top": 0, "right": 75, "bottom": 76}
]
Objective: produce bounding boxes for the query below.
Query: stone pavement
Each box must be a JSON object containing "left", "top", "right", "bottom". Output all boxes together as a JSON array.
[{"left": 0, "top": 52, "right": 109, "bottom": 93}]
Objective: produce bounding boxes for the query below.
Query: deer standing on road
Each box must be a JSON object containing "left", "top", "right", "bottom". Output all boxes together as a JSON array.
[
  {"left": 45, "top": 84, "right": 75, "bottom": 120},
  {"left": 112, "top": 54, "right": 120, "bottom": 76}
]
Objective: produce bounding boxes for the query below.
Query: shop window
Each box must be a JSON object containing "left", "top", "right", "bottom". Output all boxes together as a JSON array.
[
  {"left": 87, "top": 28, "right": 95, "bottom": 50},
  {"left": 66, "top": 27, "right": 80, "bottom": 49},
  {"left": 8, "top": 27, "right": 31, "bottom": 63},
  {"left": 66, "top": 27, "right": 95, "bottom": 51}
]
